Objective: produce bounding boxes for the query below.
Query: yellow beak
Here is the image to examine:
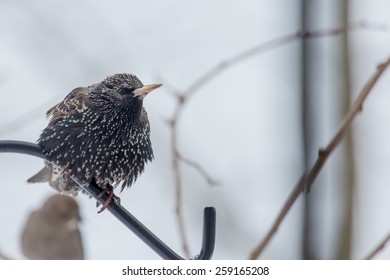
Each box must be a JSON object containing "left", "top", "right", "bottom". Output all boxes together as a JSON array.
[{"left": 133, "top": 83, "right": 162, "bottom": 97}]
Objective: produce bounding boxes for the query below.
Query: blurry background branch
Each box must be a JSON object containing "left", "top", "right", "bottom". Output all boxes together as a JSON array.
[
  {"left": 0, "top": 98, "right": 59, "bottom": 136},
  {"left": 364, "top": 232, "right": 390, "bottom": 260},
  {"left": 161, "top": 21, "right": 386, "bottom": 258},
  {"left": 249, "top": 56, "right": 390, "bottom": 260},
  {"left": 336, "top": 0, "right": 355, "bottom": 260}
]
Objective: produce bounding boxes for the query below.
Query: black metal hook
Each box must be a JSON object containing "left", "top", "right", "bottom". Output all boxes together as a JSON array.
[{"left": 0, "top": 140, "right": 216, "bottom": 260}]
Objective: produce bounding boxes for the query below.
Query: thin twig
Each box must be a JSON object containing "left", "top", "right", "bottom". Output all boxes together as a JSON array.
[
  {"left": 170, "top": 104, "right": 191, "bottom": 258},
  {"left": 178, "top": 152, "right": 220, "bottom": 186},
  {"left": 184, "top": 21, "right": 386, "bottom": 100},
  {"left": 364, "top": 233, "right": 390, "bottom": 260},
  {"left": 0, "top": 96, "right": 60, "bottom": 136},
  {"left": 166, "top": 21, "right": 386, "bottom": 258},
  {"left": 249, "top": 57, "right": 390, "bottom": 260}
]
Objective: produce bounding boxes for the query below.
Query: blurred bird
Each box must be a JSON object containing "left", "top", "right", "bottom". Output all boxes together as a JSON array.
[
  {"left": 21, "top": 194, "right": 84, "bottom": 260},
  {"left": 27, "top": 73, "right": 162, "bottom": 212}
]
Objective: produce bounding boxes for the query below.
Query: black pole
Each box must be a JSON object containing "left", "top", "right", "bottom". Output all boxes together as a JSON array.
[{"left": 0, "top": 140, "right": 216, "bottom": 260}]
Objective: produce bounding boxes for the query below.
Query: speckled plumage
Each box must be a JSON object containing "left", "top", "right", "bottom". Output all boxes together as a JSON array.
[{"left": 28, "top": 73, "right": 161, "bottom": 199}]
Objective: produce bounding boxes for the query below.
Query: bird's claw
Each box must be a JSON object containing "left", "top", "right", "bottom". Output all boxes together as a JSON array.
[{"left": 96, "top": 185, "right": 121, "bottom": 213}]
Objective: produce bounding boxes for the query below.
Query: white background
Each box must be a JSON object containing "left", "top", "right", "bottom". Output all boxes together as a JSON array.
[{"left": 0, "top": 0, "right": 390, "bottom": 260}]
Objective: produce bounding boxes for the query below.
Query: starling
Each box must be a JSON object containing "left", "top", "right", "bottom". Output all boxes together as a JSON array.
[
  {"left": 28, "top": 73, "right": 161, "bottom": 212},
  {"left": 21, "top": 194, "right": 84, "bottom": 260}
]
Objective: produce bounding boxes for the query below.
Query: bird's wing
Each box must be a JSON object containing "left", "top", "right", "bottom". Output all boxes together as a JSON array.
[
  {"left": 46, "top": 87, "right": 90, "bottom": 122},
  {"left": 27, "top": 166, "right": 51, "bottom": 183}
]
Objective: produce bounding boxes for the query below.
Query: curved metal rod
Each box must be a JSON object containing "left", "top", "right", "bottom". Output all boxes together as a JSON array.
[{"left": 0, "top": 140, "right": 216, "bottom": 260}]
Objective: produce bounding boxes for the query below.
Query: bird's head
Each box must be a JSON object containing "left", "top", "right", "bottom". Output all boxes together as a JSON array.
[
  {"left": 101, "top": 73, "right": 161, "bottom": 103},
  {"left": 42, "top": 194, "right": 81, "bottom": 224},
  {"left": 87, "top": 73, "right": 161, "bottom": 124}
]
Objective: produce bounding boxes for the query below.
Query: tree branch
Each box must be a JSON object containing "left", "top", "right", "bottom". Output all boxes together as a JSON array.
[
  {"left": 178, "top": 152, "right": 220, "bottom": 186},
  {"left": 364, "top": 233, "right": 390, "bottom": 260},
  {"left": 184, "top": 21, "right": 386, "bottom": 100}
]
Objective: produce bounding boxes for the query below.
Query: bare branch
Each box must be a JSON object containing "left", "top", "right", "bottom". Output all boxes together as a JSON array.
[
  {"left": 172, "top": 156, "right": 191, "bottom": 258},
  {"left": 169, "top": 104, "right": 191, "bottom": 258},
  {"left": 249, "top": 57, "right": 390, "bottom": 260},
  {"left": 184, "top": 21, "right": 386, "bottom": 100},
  {"left": 364, "top": 233, "right": 390, "bottom": 260},
  {"left": 0, "top": 96, "right": 59, "bottom": 136},
  {"left": 178, "top": 152, "right": 220, "bottom": 186}
]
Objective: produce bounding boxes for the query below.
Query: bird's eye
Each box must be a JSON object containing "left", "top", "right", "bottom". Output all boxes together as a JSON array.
[{"left": 119, "top": 87, "right": 135, "bottom": 95}]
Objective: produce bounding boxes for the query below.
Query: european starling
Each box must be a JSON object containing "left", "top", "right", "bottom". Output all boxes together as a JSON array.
[
  {"left": 21, "top": 194, "right": 84, "bottom": 260},
  {"left": 28, "top": 73, "right": 161, "bottom": 212}
]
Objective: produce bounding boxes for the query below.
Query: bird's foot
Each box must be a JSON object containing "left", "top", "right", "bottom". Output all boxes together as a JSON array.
[
  {"left": 62, "top": 169, "right": 73, "bottom": 181},
  {"left": 96, "top": 185, "right": 121, "bottom": 213}
]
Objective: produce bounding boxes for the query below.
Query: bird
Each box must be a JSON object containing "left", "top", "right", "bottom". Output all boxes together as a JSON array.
[
  {"left": 27, "top": 73, "right": 162, "bottom": 212},
  {"left": 21, "top": 194, "right": 84, "bottom": 260}
]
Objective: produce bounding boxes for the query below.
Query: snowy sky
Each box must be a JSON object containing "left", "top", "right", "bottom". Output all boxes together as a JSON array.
[{"left": 0, "top": 0, "right": 390, "bottom": 260}]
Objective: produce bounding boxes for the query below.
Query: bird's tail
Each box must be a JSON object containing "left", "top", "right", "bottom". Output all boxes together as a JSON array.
[{"left": 27, "top": 166, "right": 51, "bottom": 183}]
